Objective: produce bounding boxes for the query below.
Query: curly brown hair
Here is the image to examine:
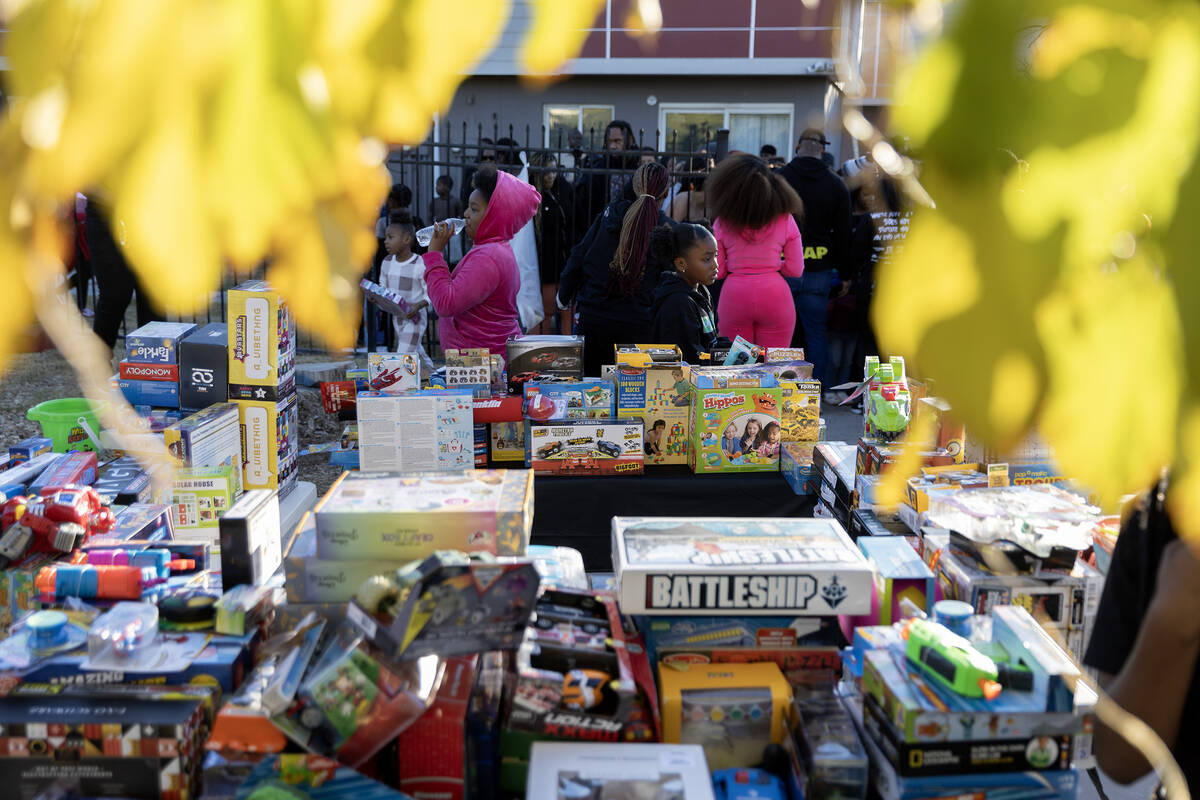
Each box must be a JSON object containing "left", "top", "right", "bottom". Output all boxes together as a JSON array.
[{"left": 706, "top": 153, "right": 803, "bottom": 231}]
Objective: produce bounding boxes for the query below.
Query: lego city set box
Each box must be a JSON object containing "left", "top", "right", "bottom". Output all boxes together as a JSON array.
[
  {"left": 227, "top": 280, "right": 296, "bottom": 401},
  {"left": 525, "top": 742, "right": 717, "bottom": 800},
  {"left": 312, "top": 470, "right": 534, "bottom": 560},
  {"left": 615, "top": 362, "right": 692, "bottom": 466},
  {"left": 356, "top": 390, "right": 475, "bottom": 473},
  {"left": 505, "top": 334, "right": 584, "bottom": 393},
  {"left": 236, "top": 391, "right": 298, "bottom": 497},
  {"left": 687, "top": 369, "right": 783, "bottom": 474},
  {"left": 612, "top": 517, "right": 873, "bottom": 617},
  {"left": 283, "top": 513, "right": 408, "bottom": 603},
  {"left": 525, "top": 417, "right": 645, "bottom": 476}
]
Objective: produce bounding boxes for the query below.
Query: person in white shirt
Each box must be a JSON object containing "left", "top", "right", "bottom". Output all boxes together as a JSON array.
[{"left": 379, "top": 211, "right": 434, "bottom": 370}]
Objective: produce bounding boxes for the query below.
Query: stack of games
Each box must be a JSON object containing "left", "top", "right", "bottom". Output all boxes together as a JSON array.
[{"left": 116, "top": 322, "right": 198, "bottom": 409}]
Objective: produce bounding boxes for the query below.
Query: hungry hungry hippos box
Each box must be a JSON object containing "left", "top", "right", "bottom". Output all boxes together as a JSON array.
[{"left": 688, "top": 378, "right": 783, "bottom": 474}]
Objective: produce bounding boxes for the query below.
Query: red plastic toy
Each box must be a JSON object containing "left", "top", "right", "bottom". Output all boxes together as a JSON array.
[{"left": 0, "top": 486, "right": 116, "bottom": 568}]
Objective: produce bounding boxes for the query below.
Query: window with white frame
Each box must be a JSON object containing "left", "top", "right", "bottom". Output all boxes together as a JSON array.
[
  {"left": 658, "top": 104, "right": 793, "bottom": 157},
  {"left": 543, "top": 104, "right": 616, "bottom": 150}
]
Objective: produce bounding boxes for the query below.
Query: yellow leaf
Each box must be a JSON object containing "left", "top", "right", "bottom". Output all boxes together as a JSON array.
[{"left": 521, "top": 0, "right": 606, "bottom": 75}]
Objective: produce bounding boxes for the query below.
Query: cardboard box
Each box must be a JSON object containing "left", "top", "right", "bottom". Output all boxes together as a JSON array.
[
  {"left": 780, "top": 379, "right": 821, "bottom": 443},
  {"left": 92, "top": 457, "right": 153, "bottom": 505},
  {"left": 525, "top": 378, "right": 616, "bottom": 419},
  {"left": 116, "top": 377, "right": 180, "bottom": 408},
  {"left": 780, "top": 442, "right": 815, "bottom": 496},
  {"left": 85, "top": 503, "right": 174, "bottom": 547},
  {"left": 313, "top": 470, "right": 534, "bottom": 560},
  {"left": 171, "top": 463, "right": 239, "bottom": 535},
  {"left": 688, "top": 384, "right": 782, "bottom": 473},
  {"left": 526, "top": 743, "right": 715, "bottom": 800},
  {"left": 282, "top": 513, "right": 406, "bottom": 603},
  {"left": 366, "top": 352, "right": 421, "bottom": 394},
  {"left": 489, "top": 421, "right": 525, "bottom": 463},
  {"left": 441, "top": 348, "right": 500, "bottom": 397},
  {"left": 0, "top": 553, "right": 55, "bottom": 634},
  {"left": 506, "top": 335, "right": 584, "bottom": 393},
  {"left": 8, "top": 438, "right": 51, "bottom": 465},
  {"left": 395, "top": 655, "right": 475, "bottom": 800},
  {"left": 27, "top": 450, "right": 97, "bottom": 493},
  {"left": 659, "top": 662, "right": 792, "bottom": 771},
  {"left": 614, "top": 343, "right": 683, "bottom": 367},
  {"left": 615, "top": 363, "right": 691, "bottom": 466},
  {"left": 612, "top": 517, "right": 873, "bottom": 616},
  {"left": 119, "top": 361, "right": 179, "bottom": 381},
  {"left": 124, "top": 321, "right": 197, "bottom": 364},
  {"left": 165, "top": 402, "right": 243, "bottom": 498},
  {"left": 638, "top": 614, "right": 842, "bottom": 664},
  {"left": 236, "top": 392, "right": 299, "bottom": 497},
  {"left": 526, "top": 417, "right": 645, "bottom": 475},
  {"left": 356, "top": 390, "right": 475, "bottom": 472},
  {"left": 764, "top": 347, "right": 806, "bottom": 362},
  {"left": 219, "top": 489, "right": 281, "bottom": 589},
  {"left": 179, "top": 322, "right": 229, "bottom": 411},
  {"left": 857, "top": 536, "right": 935, "bottom": 625},
  {"left": 227, "top": 280, "right": 296, "bottom": 401}
]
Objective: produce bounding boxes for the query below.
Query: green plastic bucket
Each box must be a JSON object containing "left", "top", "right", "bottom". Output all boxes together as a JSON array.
[{"left": 27, "top": 398, "right": 102, "bottom": 452}]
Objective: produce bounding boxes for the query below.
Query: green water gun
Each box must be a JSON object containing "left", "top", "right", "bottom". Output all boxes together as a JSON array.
[{"left": 902, "top": 618, "right": 1033, "bottom": 700}]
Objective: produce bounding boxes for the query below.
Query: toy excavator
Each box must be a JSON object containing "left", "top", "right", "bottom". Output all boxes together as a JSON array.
[{"left": 901, "top": 618, "right": 1033, "bottom": 701}]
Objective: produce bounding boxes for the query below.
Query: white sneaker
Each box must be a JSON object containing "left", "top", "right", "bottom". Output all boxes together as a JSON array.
[{"left": 823, "top": 391, "right": 843, "bottom": 404}]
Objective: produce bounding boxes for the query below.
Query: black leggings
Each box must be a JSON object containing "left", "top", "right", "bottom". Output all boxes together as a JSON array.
[{"left": 88, "top": 206, "right": 161, "bottom": 350}]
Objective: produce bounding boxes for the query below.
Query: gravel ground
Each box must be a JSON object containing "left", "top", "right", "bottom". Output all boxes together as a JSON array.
[{"left": 0, "top": 344, "right": 354, "bottom": 498}]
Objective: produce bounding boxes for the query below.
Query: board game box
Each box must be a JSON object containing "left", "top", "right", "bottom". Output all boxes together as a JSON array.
[
  {"left": 688, "top": 383, "right": 783, "bottom": 474},
  {"left": 227, "top": 280, "right": 296, "bottom": 401},
  {"left": 612, "top": 517, "right": 873, "bottom": 616},
  {"left": 236, "top": 392, "right": 299, "bottom": 497}
]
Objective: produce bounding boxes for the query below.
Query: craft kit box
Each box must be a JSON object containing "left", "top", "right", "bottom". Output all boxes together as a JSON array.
[
  {"left": 366, "top": 352, "right": 420, "bottom": 394},
  {"left": 689, "top": 382, "right": 783, "bottom": 473},
  {"left": 283, "top": 513, "right": 407, "bottom": 603},
  {"left": 612, "top": 517, "right": 873, "bottom": 616},
  {"left": 236, "top": 392, "right": 299, "bottom": 497},
  {"left": 164, "top": 402, "right": 243, "bottom": 498},
  {"left": 124, "top": 321, "right": 197, "bottom": 364},
  {"left": 356, "top": 390, "right": 474, "bottom": 472},
  {"left": 313, "top": 469, "right": 534, "bottom": 560},
  {"left": 505, "top": 334, "right": 584, "bottom": 393},
  {"left": 526, "top": 417, "right": 645, "bottom": 475},
  {"left": 615, "top": 363, "right": 691, "bottom": 465},
  {"left": 227, "top": 280, "right": 296, "bottom": 401},
  {"left": 526, "top": 742, "right": 716, "bottom": 800},
  {"left": 780, "top": 379, "right": 821, "bottom": 443},
  {"left": 171, "top": 463, "right": 239, "bottom": 536},
  {"left": 525, "top": 378, "right": 615, "bottom": 419},
  {"left": 179, "top": 322, "right": 229, "bottom": 411}
]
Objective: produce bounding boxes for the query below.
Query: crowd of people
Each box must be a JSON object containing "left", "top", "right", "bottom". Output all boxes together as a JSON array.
[{"left": 372, "top": 120, "right": 909, "bottom": 406}]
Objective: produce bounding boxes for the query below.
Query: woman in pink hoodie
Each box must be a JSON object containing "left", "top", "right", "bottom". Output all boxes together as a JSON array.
[
  {"left": 424, "top": 166, "right": 541, "bottom": 357},
  {"left": 706, "top": 154, "right": 805, "bottom": 347}
]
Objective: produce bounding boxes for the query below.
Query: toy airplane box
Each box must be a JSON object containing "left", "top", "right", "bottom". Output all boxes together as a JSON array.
[
  {"left": 526, "top": 742, "right": 716, "bottom": 800},
  {"left": 356, "top": 390, "right": 475, "bottom": 473},
  {"left": 505, "top": 334, "right": 584, "bottom": 393},
  {"left": 688, "top": 384, "right": 783, "bottom": 473},
  {"left": 525, "top": 378, "right": 615, "bottom": 419},
  {"left": 614, "top": 343, "right": 683, "bottom": 368},
  {"left": 283, "top": 512, "right": 408, "bottom": 603},
  {"left": 313, "top": 469, "right": 534, "bottom": 560},
  {"left": 165, "top": 402, "right": 244, "bottom": 497},
  {"left": 171, "top": 462, "right": 240, "bottom": 536},
  {"left": 612, "top": 517, "right": 873, "bottom": 616},
  {"left": 236, "top": 391, "right": 299, "bottom": 497},
  {"left": 615, "top": 362, "right": 691, "bottom": 466},
  {"left": 124, "top": 321, "right": 197, "bottom": 364},
  {"left": 227, "top": 280, "right": 297, "bottom": 401},
  {"left": 366, "top": 352, "right": 420, "bottom": 394},
  {"left": 526, "top": 417, "right": 644, "bottom": 476}
]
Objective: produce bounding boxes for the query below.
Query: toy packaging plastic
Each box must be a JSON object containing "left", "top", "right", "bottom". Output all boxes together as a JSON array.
[
  {"left": 525, "top": 378, "right": 615, "bottom": 419},
  {"left": 218, "top": 489, "right": 281, "bottom": 589},
  {"left": 367, "top": 352, "right": 421, "bottom": 394},
  {"left": 236, "top": 391, "right": 299, "bottom": 497},
  {"left": 165, "top": 402, "right": 244, "bottom": 497},
  {"left": 688, "top": 378, "right": 783, "bottom": 474},
  {"left": 124, "top": 321, "right": 197, "bottom": 364},
  {"left": 505, "top": 334, "right": 585, "bottom": 393},
  {"left": 171, "top": 462, "right": 240, "bottom": 535},
  {"left": 526, "top": 417, "right": 645, "bottom": 475},
  {"left": 615, "top": 363, "right": 692, "bottom": 465},
  {"left": 356, "top": 390, "right": 475, "bottom": 472},
  {"left": 723, "top": 334, "right": 764, "bottom": 366},
  {"left": 525, "top": 742, "right": 716, "bottom": 800},
  {"left": 313, "top": 470, "right": 534, "bottom": 559},
  {"left": 179, "top": 322, "right": 229, "bottom": 410},
  {"left": 658, "top": 661, "right": 792, "bottom": 771},
  {"left": 612, "top": 517, "right": 873, "bottom": 616},
  {"left": 227, "top": 280, "right": 297, "bottom": 401}
]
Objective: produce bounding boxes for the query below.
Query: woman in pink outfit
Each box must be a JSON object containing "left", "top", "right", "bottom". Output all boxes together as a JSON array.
[
  {"left": 707, "top": 154, "right": 805, "bottom": 347},
  {"left": 424, "top": 166, "right": 541, "bottom": 357}
]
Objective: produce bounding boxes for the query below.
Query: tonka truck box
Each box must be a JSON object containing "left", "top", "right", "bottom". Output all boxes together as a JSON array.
[
  {"left": 780, "top": 379, "right": 821, "bottom": 443},
  {"left": 124, "top": 321, "right": 197, "bottom": 364},
  {"left": 227, "top": 280, "right": 296, "bottom": 401},
  {"left": 615, "top": 363, "right": 691, "bottom": 466},
  {"left": 236, "top": 392, "right": 299, "bottom": 498},
  {"left": 689, "top": 384, "right": 783, "bottom": 474},
  {"left": 526, "top": 417, "right": 645, "bottom": 476},
  {"left": 179, "top": 322, "right": 229, "bottom": 411}
]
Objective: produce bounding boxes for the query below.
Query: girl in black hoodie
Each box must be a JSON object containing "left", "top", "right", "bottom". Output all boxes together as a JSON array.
[{"left": 649, "top": 223, "right": 719, "bottom": 363}]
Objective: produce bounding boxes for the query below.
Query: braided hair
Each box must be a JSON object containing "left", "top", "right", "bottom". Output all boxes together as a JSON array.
[{"left": 610, "top": 162, "right": 670, "bottom": 298}]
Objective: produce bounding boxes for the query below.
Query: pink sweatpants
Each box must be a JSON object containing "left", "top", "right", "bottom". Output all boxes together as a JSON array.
[{"left": 717, "top": 272, "right": 796, "bottom": 348}]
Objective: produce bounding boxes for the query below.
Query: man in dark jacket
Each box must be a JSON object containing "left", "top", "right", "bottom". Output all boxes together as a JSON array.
[
  {"left": 573, "top": 121, "right": 638, "bottom": 243},
  {"left": 777, "top": 128, "right": 852, "bottom": 385}
]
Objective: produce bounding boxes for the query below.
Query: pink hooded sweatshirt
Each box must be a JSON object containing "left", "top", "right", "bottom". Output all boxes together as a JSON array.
[{"left": 423, "top": 170, "right": 541, "bottom": 356}]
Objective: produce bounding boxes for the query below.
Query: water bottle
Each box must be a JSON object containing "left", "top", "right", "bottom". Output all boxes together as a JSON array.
[{"left": 415, "top": 218, "right": 466, "bottom": 247}]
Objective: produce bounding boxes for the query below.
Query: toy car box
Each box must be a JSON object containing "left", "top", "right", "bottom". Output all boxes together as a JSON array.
[
  {"left": 688, "top": 372, "right": 783, "bottom": 473},
  {"left": 783, "top": 686, "right": 869, "bottom": 800},
  {"left": 178, "top": 322, "right": 228, "bottom": 411},
  {"left": 526, "top": 417, "right": 645, "bottom": 476},
  {"left": 526, "top": 742, "right": 716, "bottom": 800},
  {"left": 355, "top": 389, "right": 475, "bottom": 472},
  {"left": 313, "top": 469, "right": 534, "bottom": 559},
  {"left": 165, "top": 402, "right": 243, "bottom": 497},
  {"left": 781, "top": 442, "right": 816, "bottom": 495},
  {"left": 236, "top": 391, "right": 299, "bottom": 497},
  {"left": 614, "top": 343, "right": 684, "bottom": 367},
  {"left": 525, "top": 378, "right": 615, "bottom": 419},
  {"left": 615, "top": 363, "right": 691, "bottom": 466},
  {"left": 441, "top": 348, "right": 499, "bottom": 397},
  {"left": 171, "top": 462, "right": 240, "bottom": 536},
  {"left": 659, "top": 661, "right": 793, "bottom": 771},
  {"left": 124, "top": 321, "right": 197, "bottom": 364},
  {"left": 366, "top": 352, "right": 421, "bottom": 394},
  {"left": 115, "top": 375, "right": 180, "bottom": 408},
  {"left": 283, "top": 512, "right": 408, "bottom": 603},
  {"left": 780, "top": 379, "right": 821, "bottom": 443},
  {"left": 612, "top": 517, "right": 873, "bottom": 616},
  {"left": 9, "top": 437, "right": 52, "bottom": 464},
  {"left": 346, "top": 551, "right": 540, "bottom": 661},
  {"left": 506, "top": 334, "right": 584, "bottom": 393},
  {"left": 227, "top": 280, "right": 296, "bottom": 401},
  {"left": 219, "top": 489, "right": 281, "bottom": 589}
]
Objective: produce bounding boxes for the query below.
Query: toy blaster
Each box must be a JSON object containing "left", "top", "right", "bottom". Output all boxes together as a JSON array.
[
  {"left": 75, "top": 547, "right": 194, "bottom": 579},
  {"left": 902, "top": 618, "right": 1032, "bottom": 700},
  {"left": 35, "top": 563, "right": 164, "bottom": 601}
]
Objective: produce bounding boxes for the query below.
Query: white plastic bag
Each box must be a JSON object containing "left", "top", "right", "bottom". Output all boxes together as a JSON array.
[{"left": 511, "top": 152, "right": 544, "bottom": 331}]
